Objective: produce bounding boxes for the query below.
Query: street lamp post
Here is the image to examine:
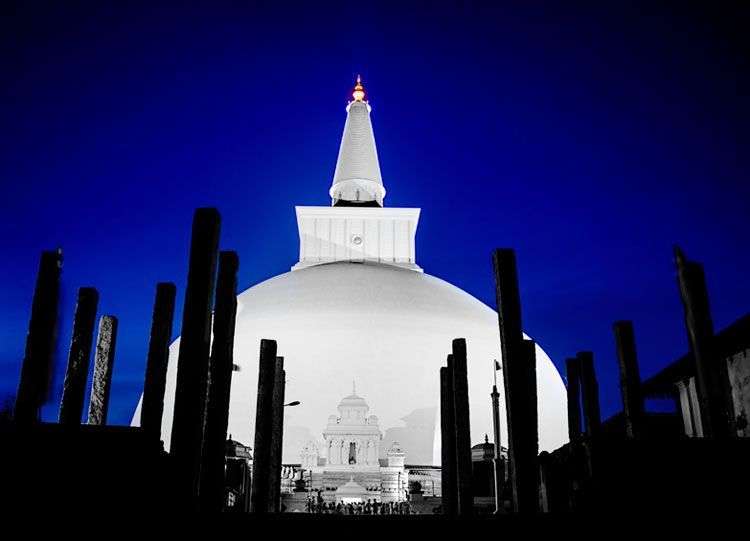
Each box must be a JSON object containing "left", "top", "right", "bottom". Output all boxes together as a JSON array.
[{"left": 491, "top": 360, "right": 503, "bottom": 514}]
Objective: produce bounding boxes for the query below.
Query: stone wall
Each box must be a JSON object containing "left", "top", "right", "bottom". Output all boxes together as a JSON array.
[{"left": 727, "top": 348, "right": 750, "bottom": 437}]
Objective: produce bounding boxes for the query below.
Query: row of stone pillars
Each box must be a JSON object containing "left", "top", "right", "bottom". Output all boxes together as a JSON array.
[
  {"left": 438, "top": 249, "right": 543, "bottom": 515},
  {"left": 557, "top": 245, "right": 736, "bottom": 511},
  {"left": 12, "top": 207, "right": 287, "bottom": 514},
  {"left": 14, "top": 250, "right": 125, "bottom": 429},
  {"left": 564, "top": 246, "right": 736, "bottom": 446},
  {"left": 480, "top": 244, "right": 735, "bottom": 515},
  {"left": 440, "top": 339, "right": 473, "bottom": 517},
  {"left": 249, "top": 339, "right": 286, "bottom": 514}
]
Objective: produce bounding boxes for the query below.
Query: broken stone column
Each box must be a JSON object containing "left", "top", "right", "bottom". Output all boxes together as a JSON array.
[
  {"left": 86, "top": 315, "right": 118, "bottom": 425},
  {"left": 440, "top": 358, "right": 457, "bottom": 517},
  {"left": 578, "top": 351, "right": 601, "bottom": 436},
  {"left": 269, "top": 358, "right": 285, "bottom": 513},
  {"left": 613, "top": 321, "right": 644, "bottom": 439},
  {"left": 199, "top": 251, "right": 239, "bottom": 513},
  {"left": 250, "top": 339, "right": 278, "bottom": 513},
  {"left": 492, "top": 248, "right": 539, "bottom": 514},
  {"left": 674, "top": 246, "right": 734, "bottom": 439},
  {"left": 141, "top": 282, "right": 176, "bottom": 439},
  {"left": 452, "top": 338, "right": 473, "bottom": 517},
  {"left": 170, "top": 208, "right": 221, "bottom": 505},
  {"left": 566, "top": 357, "right": 582, "bottom": 441},
  {"left": 15, "top": 249, "right": 63, "bottom": 425},
  {"left": 59, "top": 287, "right": 99, "bottom": 426}
]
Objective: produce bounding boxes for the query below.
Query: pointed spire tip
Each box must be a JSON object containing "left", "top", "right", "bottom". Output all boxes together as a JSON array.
[{"left": 352, "top": 75, "right": 365, "bottom": 101}]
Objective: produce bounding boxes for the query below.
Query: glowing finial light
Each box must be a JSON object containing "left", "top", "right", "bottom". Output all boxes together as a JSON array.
[{"left": 352, "top": 75, "right": 365, "bottom": 102}]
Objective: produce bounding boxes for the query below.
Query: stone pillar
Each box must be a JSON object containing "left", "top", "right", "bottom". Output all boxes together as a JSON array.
[
  {"left": 269, "top": 357, "right": 285, "bottom": 513},
  {"left": 613, "top": 321, "right": 644, "bottom": 439},
  {"left": 250, "top": 338, "right": 278, "bottom": 513},
  {"left": 566, "top": 357, "right": 582, "bottom": 441},
  {"left": 538, "top": 451, "right": 551, "bottom": 513},
  {"left": 86, "top": 315, "right": 118, "bottom": 425},
  {"left": 141, "top": 282, "right": 176, "bottom": 439},
  {"left": 15, "top": 249, "right": 63, "bottom": 425},
  {"left": 59, "top": 287, "right": 99, "bottom": 426},
  {"left": 170, "top": 208, "right": 221, "bottom": 506},
  {"left": 522, "top": 339, "right": 539, "bottom": 477},
  {"left": 674, "top": 246, "right": 734, "bottom": 438},
  {"left": 199, "top": 251, "right": 239, "bottom": 513},
  {"left": 675, "top": 380, "right": 695, "bottom": 437},
  {"left": 687, "top": 378, "right": 704, "bottom": 436},
  {"left": 452, "top": 338, "right": 473, "bottom": 517},
  {"left": 440, "top": 360, "right": 457, "bottom": 517},
  {"left": 578, "top": 351, "right": 601, "bottom": 437},
  {"left": 492, "top": 248, "right": 539, "bottom": 514}
]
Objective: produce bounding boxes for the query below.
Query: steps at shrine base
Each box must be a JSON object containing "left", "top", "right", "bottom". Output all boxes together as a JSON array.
[{"left": 312, "top": 470, "right": 384, "bottom": 492}]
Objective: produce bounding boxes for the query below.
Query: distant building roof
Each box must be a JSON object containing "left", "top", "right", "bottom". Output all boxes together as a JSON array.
[
  {"left": 642, "top": 313, "right": 750, "bottom": 397},
  {"left": 471, "top": 435, "right": 507, "bottom": 461},
  {"left": 338, "top": 392, "right": 368, "bottom": 409},
  {"left": 225, "top": 438, "right": 252, "bottom": 459}
]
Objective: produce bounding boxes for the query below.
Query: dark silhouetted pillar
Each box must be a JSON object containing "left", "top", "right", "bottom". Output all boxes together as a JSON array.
[
  {"left": 59, "top": 287, "right": 99, "bottom": 425},
  {"left": 538, "top": 451, "right": 551, "bottom": 512},
  {"left": 613, "top": 321, "right": 644, "bottom": 439},
  {"left": 440, "top": 358, "right": 457, "bottom": 517},
  {"left": 566, "top": 357, "right": 582, "bottom": 441},
  {"left": 170, "top": 208, "right": 221, "bottom": 505},
  {"left": 578, "top": 352, "right": 601, "bottom": 436},
  {"left": 141, "top": 282, "right": 176, "bottom": 439},
  {"left": 199, "top": 251, "right": 239, "bottom": 513},
  {"left": 15, "top": 249, "right": 63, "bottom": 425},
  {"left": 674, "top": 246, "right": 733, "bottom": 439},
  {"left": 521, "top": 338, "right": 539, "bottom": 467},
  {"left": 269, "top": 357, "right": 285, "bottom": 513},
  {"left": 87, "top": 315, "right": 118, "bottom": 425},
  {"left": 492, "top": 248, "right": 539, "bottom": 514},
  {"left": 452, "top": 338, "right": 473, "bottom": 517},
  {"left": 250, "top": 338, "right": 278, "bottom": 513}
]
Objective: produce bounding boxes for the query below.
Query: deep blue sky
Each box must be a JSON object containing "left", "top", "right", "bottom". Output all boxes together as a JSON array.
[{"left": 1, "top": 1, "right": 748, "bottom": 426}]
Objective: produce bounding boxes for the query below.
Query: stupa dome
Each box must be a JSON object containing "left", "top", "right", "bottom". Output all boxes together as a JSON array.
[{"left": 134, "top": 261, "right": 568, "bottom": 464}]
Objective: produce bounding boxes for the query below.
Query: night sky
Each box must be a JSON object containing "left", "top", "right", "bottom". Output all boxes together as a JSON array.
[{"left": 1, "top": 2, "right": 748, "bottom": 428}]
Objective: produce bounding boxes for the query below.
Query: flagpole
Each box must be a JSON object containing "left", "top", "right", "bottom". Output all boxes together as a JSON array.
[{"left": 491, "top": 359, "right": 503, "bottom": 513}]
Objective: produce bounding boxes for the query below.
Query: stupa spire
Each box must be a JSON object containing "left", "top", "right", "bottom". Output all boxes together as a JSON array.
[
  {"left": 329, "top": 75, "right": 386, "bottom": 207},
  {"left": 352, "top": 75, "right": 365, "bottom": 101}
]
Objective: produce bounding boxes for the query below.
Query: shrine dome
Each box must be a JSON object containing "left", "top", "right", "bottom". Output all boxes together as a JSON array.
[
  {"left": 339, "top": 392, "right": 368, "bottom": 409},
  {"left": 134, "top": 260, "right": 568, "bottom": 464}
]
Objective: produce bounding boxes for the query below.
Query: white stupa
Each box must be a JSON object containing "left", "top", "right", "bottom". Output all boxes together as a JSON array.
[{"left": 132, "top": 76, "right": 568, "bottom": 464}]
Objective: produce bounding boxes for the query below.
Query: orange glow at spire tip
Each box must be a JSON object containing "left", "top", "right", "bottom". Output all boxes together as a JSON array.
[{"left": 352, "top": 75, "right": 365, "bottom": 101}]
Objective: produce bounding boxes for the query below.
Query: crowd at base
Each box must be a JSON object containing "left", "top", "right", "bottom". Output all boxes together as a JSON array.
[{"left": 304, "top": 497, "right": 414, "bottom": 515}]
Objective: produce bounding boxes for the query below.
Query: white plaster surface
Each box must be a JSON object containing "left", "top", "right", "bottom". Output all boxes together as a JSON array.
[{"left": 132, "top": 262, "right": 568, "bottom": 464}]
